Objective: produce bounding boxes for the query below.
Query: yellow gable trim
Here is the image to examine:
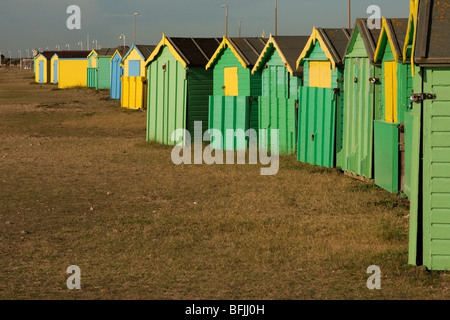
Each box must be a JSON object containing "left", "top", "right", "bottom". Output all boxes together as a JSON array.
[
  {"left": 252, "top": 35, "right": 295, "bottom": 76},
  {"left": 205, "top": 36, "right": 248, "bottom": 70},
  {"left": 374, "top": 18, "right": 402, "bottom": 63},
  {"left": 109, "top": 50, "right": 123, "bottom": 63},
  {"left": 145, "top": 33, "right": 188, "bottom": 68},
  {"left": 296, "top": 27, "right": 336, "bottom": 71}
]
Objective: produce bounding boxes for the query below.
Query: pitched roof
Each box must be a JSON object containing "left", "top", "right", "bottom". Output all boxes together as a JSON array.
[
  {"left": 414, "top": 0, "right": 450, "bottom": 65},
  {"left": 53, "top": 51, "right": 91, "bottom": 59},
  {"left": 374, "top": 18, "right": 409, "bottom": 62},
  {"left": 39, "top": 51, "right": 61, "bottom": 59},
  {"left": 135, "top": 45, "right": 157, "bottom": 60},
  {"left": 346, "top": 19, "right": 382, "bottom": 63},
  {"left": 93, "top": 48, "right": 118, "bottom": 57},
  {"left": 206, "top": 37, "right": 268, "bottom": 70},
  {"left": 252, "top": 35, "right": 310, "bottom": 77},
  {"left": 297, "top": 27, "right": 352, "bottom": 70}
]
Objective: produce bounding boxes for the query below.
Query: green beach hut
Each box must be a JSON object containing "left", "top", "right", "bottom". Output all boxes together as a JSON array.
[
  {"left": 206, "top": 37, "right": 268, "bottom": 151},
  {"left": 87, "top": 48, "right": 116, "bottom": 90},
  {"left": 408, "top": 0, "right": 450, "bottom": 271},
  {"left": 296, "top": 27, "right": 352, "bottom": 168},
  {"left": 145, "top": 35, "right": 221, "bottom": 145},
  {"left": 339, "top": 19, "right": 382, "bottom": 179},
  {"left": 373, "top": 18, "right": 411, "bottom": 195},
  {"left": 251, "top": 35, "right": 309, "bottom": 155}
]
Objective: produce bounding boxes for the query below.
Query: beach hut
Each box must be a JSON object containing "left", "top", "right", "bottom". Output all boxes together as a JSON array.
[
  {"left": 34, "top": 51, "right": 59, "bottom": 84},
  {"left": 206, "top": 37, "right": 268, "bottom": 151},
  {"left": 251, "top": 35, "right": 309, "bottom": 154},
  {"left": 87, "top": 48, "right": 116, "bottom": 90},
  {"left": 296, "top": 27, "right": 352, "bottom": 168},
  {"left": 51, "top": 51, "right": 91, "bottom": 89},
  {"left": 373, "top": 18, "right": 411, "bottom": 194},
  {"left": 121, "top": 44, "right": 156, "bottom": 110},
  {"left": 338, "top": 20, "right": 382, "bottom": 179},
  {"left": 145, "top": 35, "right": 221, "bottom": 145},
  {"left": 110, "top": 46, "right": 129, "bottom": 100},
  {"left": 408, "top": 0, "right": 450, "bottom": 271}
]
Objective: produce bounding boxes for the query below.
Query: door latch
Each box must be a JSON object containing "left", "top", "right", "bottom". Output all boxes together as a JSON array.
[{"left": 410, "top": 93, "right": 436, "bottom": 103}]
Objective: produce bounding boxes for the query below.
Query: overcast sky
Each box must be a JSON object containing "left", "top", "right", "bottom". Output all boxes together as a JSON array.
[{"left": 0, "top": 0, "right": 410, "bottom": 57}]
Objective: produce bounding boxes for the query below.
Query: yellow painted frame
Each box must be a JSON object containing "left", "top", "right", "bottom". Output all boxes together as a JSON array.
[
  {"left": 296, "top": 27, "right": 337, "bottom": 71},
  {"left": 205, "top": 36, "right": 248, "bottom": 70},
  {"left": 374, "top": 17, "right": 403, "bottom": 63},
  {"left": 402, "top": 0, "right": 419, "bottom": 75},
  {"left": 145, "top": 33, "right": 188, "bottom": 68},
  {"left": 252, "top": 34, "right": 296, "bottom": 76},
  {"left": 384, "top": 61, "right": 398, "bottom": 123}
]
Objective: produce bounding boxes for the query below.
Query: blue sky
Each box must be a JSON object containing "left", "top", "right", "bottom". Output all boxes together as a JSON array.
[{"left": 0, "top": 0, "right": 410, "bottom": 57}]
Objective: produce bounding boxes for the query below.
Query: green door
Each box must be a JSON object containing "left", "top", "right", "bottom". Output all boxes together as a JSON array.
[{"left": 421, "top": 68, "right": 450, "bottom": 270}]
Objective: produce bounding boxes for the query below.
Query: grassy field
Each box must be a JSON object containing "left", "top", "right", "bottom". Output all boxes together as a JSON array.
[{"left": 0, "top": 68, "right": 449, "bottom": 300}]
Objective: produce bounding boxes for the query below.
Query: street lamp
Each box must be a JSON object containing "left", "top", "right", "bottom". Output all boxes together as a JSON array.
[
  {"left": 348, "top": 0, "right": 351, "bottom": 28},
  {"left": 8, "top": 51, "right": 11, "bottom": 67},
  {"left": 239, "top": 20, "right": 242, "bottom": 37},
  {"left": 221, "top": 5, "right": 228, "bottom": 37},
  {"left": 18, "top": 50, "right": 21, "bottom": 69},
  {"left": 92, "top": 40, "right": 98, "bottom": 50},
  {"left": 275, "top": 0, "right": 278, "bottom": 36},
  {"left": 119, "top": 34, "right": 126, "bottom": 49},
  {"left": 56, "top": 45, "right": 60, "bottom": 51},
  {"left": 26, "top": 49, "right": 30, "bottom": 59},
  {"left": 133, "top": 13, "right": 140, "bottom": 44},
  {"left": 78, "top": 41, "right": 83, "bottom": 50},
  {"left": 65, "top": 43, "right": 70, "bottom": 51}
]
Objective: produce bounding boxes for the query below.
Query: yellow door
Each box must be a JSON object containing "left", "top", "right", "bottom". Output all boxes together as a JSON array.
[
  {"left": 224, "top": 67, "right": 238, "bottom": 96},
  {"left": 384, "top": 61, "right": 398, "bottom": 123},
  {"left": 309, "top": 61, "right": 332, "bottom": 88}
]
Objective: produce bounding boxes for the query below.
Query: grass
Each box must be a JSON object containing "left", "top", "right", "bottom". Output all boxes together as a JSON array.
[{"left": 0, "top": 68, "right": 449, "bottom": 300}]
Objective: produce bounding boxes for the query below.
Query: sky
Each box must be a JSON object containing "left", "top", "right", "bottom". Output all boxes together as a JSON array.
[{"left": 0, "top": 0, "right": 410, "bottom": 58}]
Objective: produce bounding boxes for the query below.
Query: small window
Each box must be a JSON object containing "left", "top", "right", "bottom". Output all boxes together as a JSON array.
[{"left": 129, "top": 60, "right": 141, "bottom": 77}]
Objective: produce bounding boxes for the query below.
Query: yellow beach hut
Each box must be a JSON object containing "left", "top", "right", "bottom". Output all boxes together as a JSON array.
[{"left": 52, "top": 51, "right": 91, "bottom": 89}]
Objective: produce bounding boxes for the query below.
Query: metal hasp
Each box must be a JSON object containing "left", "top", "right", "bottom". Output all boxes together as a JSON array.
[{"left": 410, "top": 93, "right": 436, "bottom": 103}]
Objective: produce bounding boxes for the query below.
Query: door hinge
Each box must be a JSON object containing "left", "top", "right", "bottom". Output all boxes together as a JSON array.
[{"left": 410, "top": 93, "right": 436, "bottom": 103}]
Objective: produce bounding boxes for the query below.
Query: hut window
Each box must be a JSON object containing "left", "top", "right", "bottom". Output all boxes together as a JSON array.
[
  {"left": 129, "top": 60, "right": 141, "bottom": 77},
  {"left": 309, "top": 61, "right": 332, "bottom": 88},
  {"left": 224, "top": 67, "right": 238, "bottom": 96}
]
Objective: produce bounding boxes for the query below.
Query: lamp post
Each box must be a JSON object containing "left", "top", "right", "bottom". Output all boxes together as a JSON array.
[
  {"left": 78, "top": 41, "right": 83, "bottom": 50},
  {"left": 348, "top": 0, "right": 351, "bottom": 28},
  {"left": 119, "top": 34, "right": 126, "bottom": 49},
  {"left": 18, "top": 50, "right": 21, "bottom": 69},
  {"left": 8, "top": 51, "right": 11, "bottom": 67},
  {"left": 26, "top": 49, "right": 30, "bottom": 59},
  {"left": 92, "top": 40, "right": 98, "bottom": 50},
  {"left": 133, "top": 13, "right": 140, "bottom": 44},
  {"left": 275, "top": 0, "right": 278, "bottom": 36},
  {"left": 56, "top": 45, "right": 60, "bottom": 51},
  {"left": 65, "top": 43, "right": 70, "bottom": 51},
  {"left": 239, "top": 20, "right": 242, "bottom": 37},
  {"left": 221, "top": 5, "right": 228, "bottom": 37}
]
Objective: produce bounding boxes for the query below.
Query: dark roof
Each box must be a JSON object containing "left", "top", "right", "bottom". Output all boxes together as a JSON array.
[
  {"left": 115, "top": 46, "right": 130, "bottom": 57},
  {"left": 316, "top": 28, "right": 352, "bottom": 65},
  {"left": 93, "top": 48, "right": 117, "bottom": 56},
  {"left": 271, "top": 36, "right": 310, "bottom": 76},
  {"left": 415, "top": 0, "right": 450, "bottom": 64},
  {"left": 228, "top": 37, "right": 268, "bottom": 66},
  {"left": 166, "top": 37, "right": 222, "bottom": 66},
  {"left": 54, "top": 51, "right": 91, "bottom": 59},
  {"left": 347, "top": 19, "right": 382, "bottom": 62},
  {"left": 385, "top": 18, "right": 409, "bottom": 60},
  {"left": 135, "top": 45, "right": 157, "bottom": 60},
  {"left": 40, "top": 51, "right": 61, "bottom": 59}
]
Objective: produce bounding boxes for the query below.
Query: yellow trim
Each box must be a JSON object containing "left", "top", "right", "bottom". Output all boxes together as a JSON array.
[
  {"left": 251, "top": 35, "right": 295, "bottom": 76},
  {"left": 109, "top": 49, "right": 123, "bottom": 63},
  {"left": 205, "top": 36, "right": 248, "bottom": 70},
  {"left": 145, "top": 33, "right": 188, "bottom": 68},
  {"left": 402, "top": 0, "right": 419, "bottom": 75},
  {"left": 374, "top": 18, "right": 402, "bottom": 63},
  {"left": 296, "top": 27, "right": 337, "bottom": 71},
  {"left": 384, "top": 61, "right": 398, "bottom": 123}
]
